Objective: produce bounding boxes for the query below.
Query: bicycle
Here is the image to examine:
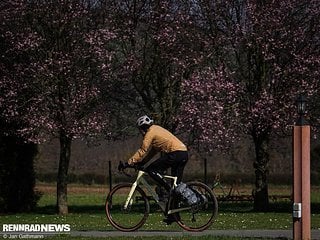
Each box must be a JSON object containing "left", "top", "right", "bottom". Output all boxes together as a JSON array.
[{"left": 105, "top": 162, "right": 218, "bottom": 232}]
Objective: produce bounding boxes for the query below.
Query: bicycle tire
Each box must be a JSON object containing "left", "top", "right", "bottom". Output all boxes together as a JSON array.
[
  {"left": 105, "top": 183, "right": 150, "bottom": 231},
  {"left": 174, "top": 181, "right": 218, "bottom": 232}
]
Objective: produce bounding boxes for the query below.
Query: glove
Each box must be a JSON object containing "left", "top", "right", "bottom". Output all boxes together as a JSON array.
[{"left": 118, "top": 161, "right": 129, "bottom": 171}]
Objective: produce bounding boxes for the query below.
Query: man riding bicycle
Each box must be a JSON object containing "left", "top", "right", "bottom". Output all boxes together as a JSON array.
[
  {"left": 127, "top": 115, "right": 188, "bottom": 189},
  {"left": 123, "top": 115, "right": 189, "bottom": 224}
]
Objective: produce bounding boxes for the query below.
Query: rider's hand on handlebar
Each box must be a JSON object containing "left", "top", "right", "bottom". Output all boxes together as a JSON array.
[{"left": 118, "top": 161, "right": 130, "bottom": 172}]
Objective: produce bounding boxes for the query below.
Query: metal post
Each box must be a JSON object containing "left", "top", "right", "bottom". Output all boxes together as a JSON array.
[
  {"left": 204, "top": 158, "right": 207, "bottom": 185},
  {"left": 108, "top": 160, "right": 112, "bottom": 192},
  {"left": 293, "top": 125, "right": 311, "bottom": 240}
]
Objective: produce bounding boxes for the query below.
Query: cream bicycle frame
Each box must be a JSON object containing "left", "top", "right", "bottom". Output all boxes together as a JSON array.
[{"left": 123, "top": 170, "right": 178, "bottom": 212}]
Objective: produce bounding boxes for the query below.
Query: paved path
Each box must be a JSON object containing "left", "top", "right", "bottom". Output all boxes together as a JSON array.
[{"left": 71, "top": 229, "right": 320, "bottom": 239}]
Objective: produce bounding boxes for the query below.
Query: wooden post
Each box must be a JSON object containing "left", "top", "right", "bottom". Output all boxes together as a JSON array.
[{"left": 293, "top": 125, "right": 311, "bottom": 240}]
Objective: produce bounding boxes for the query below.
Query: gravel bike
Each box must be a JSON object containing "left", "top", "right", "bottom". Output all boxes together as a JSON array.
[{"left": 105, "top": 162, "right": 218, "bottom": 232}]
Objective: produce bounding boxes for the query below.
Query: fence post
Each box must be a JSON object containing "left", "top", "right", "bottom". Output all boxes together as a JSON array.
[
  {"left": 108, "top": 160, "right": 112, "bottom": 192},
  {"left": 204, "top": 158, "right": 207, "bottom": 184}
]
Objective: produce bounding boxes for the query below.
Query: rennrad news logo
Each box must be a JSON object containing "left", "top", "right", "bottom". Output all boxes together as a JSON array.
[
  {"left": 2, "top": 224, "right": 70, "bottom": 232},
  {"left": 1, "top": 224, "right": 70, "bottom": 238}
]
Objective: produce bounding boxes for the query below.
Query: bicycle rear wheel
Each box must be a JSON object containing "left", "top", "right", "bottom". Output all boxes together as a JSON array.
[
  {"left": 105, "top": 183, "right": 150, "bottom": 231},
  {"left": 174, "top": 181, "right": 218, "bottom": 232}
]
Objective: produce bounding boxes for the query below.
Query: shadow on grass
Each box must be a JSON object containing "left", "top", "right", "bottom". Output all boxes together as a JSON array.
[
  {"left": 216, "top": 201, "right": 320, "bottom": 214},
  {"left": 268, "top": 202, "right": 320, "bottom": 214},
  {"left": 34, "top": 205, "right": 105, "bottom": 215},
  {"left": 33, "top": 201, "right": 320, "bottom": 215}
]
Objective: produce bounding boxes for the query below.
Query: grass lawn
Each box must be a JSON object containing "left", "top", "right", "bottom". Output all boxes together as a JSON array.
[
  {"left": 45, "top": 236, "right": 277, "bottom": 240},
  {"left": 0, "top": 183, "right": 319, "bottom": 239}
]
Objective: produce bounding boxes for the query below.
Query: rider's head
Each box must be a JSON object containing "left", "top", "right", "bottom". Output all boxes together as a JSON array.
[{"left": 136, "top": 115, "right": 153, "bottom": 135}]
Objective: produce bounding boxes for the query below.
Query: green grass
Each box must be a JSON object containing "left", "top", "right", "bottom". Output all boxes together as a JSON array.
[
  {"left": 45, "top": 236, "right": 276, "bottom": 240},
  {"left": 1, "top": 185, "right": 320, "bottom": 239}
]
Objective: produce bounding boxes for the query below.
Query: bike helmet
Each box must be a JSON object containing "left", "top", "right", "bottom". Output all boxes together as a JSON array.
[{"left": 136, "top": 115, "right": 154, "bottom": 127}]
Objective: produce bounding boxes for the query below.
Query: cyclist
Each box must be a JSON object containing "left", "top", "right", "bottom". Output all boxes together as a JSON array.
[{"left": 125, "top": 115, "right": 189, "bottom": 224}]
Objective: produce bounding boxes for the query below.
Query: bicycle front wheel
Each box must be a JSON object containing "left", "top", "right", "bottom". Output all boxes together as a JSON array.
[
  {"left": 174, "top": 181, "right": 218, "bottom": 232},
  {"left": 105, "top": 183, "right": 150, "bottom": 231}
]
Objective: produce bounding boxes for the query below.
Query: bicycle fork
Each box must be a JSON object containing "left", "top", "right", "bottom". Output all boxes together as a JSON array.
[{"left": 123, "top": 171, "right": 144, "bottom": 210}]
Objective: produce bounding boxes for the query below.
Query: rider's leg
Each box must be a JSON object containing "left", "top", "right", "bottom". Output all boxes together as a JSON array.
[
  {"left": 147, "top": 152, "right": 188, "bottom": 225},
  {"left": 145, "top": 154, "right": 171, "bottom": 192},
  {"left": 170, "top": 151, "right": 188, "bottom": 184},
  {"left": 148, "top": 171, "right": 171, "bottom": 192},
  {"left": 146, "top": 151, "right": 189, "bottom": 190}
]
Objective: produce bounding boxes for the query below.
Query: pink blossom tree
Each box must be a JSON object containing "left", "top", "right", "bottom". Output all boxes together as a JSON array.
[
  {"left": 2, "top": 0, "right": 319, "bottom": 213},
  {"left": 1, "top": 0, "right": 118, "bottom": 214},
  {"left": 108, "top": 0, "right": 209, "bottom": 129},
  {"left": 230, "top": 0, "right": 319, "bottom": 210},
  {"left": 178, "top": 0, "right": 320, "bottom": 210},
  {"left": 177, "top": 66, "right": 241, "bottom": 151}
]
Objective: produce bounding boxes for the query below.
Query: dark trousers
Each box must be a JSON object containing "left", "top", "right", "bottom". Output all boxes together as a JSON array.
[{"left": 145, "top": 151, "right": 188, "bottom": 191}]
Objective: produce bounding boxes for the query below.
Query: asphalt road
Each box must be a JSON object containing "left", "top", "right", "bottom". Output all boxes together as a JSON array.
[{"left": 71, "top": 229, "right": 320, "bottom": 239}]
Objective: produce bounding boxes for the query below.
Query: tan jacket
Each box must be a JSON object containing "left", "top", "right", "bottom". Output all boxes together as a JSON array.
[{"left": 128, "top": 125, "right": 187, "bottom": 165}]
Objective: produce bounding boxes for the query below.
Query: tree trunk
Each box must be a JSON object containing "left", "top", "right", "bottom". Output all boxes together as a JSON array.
[
  {"left": 252, "top": 133, "right": 270, "bottom": 211},
  {"left": 57, "top": 133, "right": 72, "bottom": 215}
]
